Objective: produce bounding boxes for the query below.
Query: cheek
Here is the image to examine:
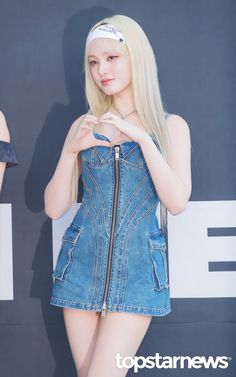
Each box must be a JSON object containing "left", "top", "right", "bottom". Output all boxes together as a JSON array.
[
  {"left": 90, "top": 68, "right": 101, "bottom": 86},
  {"left": 90, "top": 67, "right": 97, "bottom": 78},
  {"left": 116, "top": 61, "right": 132, "bottom": 81}
]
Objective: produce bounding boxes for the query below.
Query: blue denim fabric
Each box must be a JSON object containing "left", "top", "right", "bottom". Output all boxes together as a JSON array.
[{"left": 51, "top": 113, "right": 171, "bottom": 317}]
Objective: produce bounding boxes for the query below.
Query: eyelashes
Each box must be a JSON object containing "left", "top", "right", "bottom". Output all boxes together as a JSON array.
[{"left": 88, "top": 56, "right": 118, "bottom": 66}]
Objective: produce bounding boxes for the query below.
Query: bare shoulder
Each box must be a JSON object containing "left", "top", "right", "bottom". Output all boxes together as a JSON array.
[
  {"left": 0, "top": 111, "right": 10, "bottom": 142},
  {"left": 166, "top": 113, "right": 190, "bottom": 132},
  {"left": 166, "top": 114, "right": 191, "bottom": 146}
]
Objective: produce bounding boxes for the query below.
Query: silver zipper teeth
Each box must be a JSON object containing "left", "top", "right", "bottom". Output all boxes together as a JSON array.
[{"left": 101, "top": 145, "right": 120, "bottom": 318}]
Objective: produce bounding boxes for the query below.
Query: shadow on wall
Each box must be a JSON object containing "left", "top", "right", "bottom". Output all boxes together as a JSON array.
[{"left": 25, "top": 7, "right": 114, "bottom": 377}]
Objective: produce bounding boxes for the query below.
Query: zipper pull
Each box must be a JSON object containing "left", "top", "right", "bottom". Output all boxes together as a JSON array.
[
  {"left": 114, "top": 145, "right": 120, "bottom": 160},
  {"left": 101, "top": 301, "right": 107, "bottom": 318}
]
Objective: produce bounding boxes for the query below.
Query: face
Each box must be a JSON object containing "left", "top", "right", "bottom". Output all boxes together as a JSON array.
[{"left": 87, "top": 38, "right": 132, "bottom": 96}]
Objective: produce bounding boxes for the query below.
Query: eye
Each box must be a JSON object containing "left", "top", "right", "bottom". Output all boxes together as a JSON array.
[
  {"left": 88, "top": 56, "right": 118, "bottom": 66},
  {"left": 89, "top": 60, "right": 97, "bottom": 66},
  {"left": 108, "top": 55, "right": 118, "bottom": 61}
]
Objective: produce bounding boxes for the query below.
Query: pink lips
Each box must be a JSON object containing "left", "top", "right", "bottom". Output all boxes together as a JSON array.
[{"left": 101, "top": 79, "right": 114, "bottom": 85}]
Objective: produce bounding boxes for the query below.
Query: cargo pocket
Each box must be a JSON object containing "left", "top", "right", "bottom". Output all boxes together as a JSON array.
[
  {"left": 52, "top": 224, "right": 82, "bottom": 282},
  {"left": 147, "top": 230, "right": 169, "bottom": 291}
]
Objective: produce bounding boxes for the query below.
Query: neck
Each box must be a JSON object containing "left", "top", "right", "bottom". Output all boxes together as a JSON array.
[{"left": 111, "top": 88, "right": 136, "bottom": 116}]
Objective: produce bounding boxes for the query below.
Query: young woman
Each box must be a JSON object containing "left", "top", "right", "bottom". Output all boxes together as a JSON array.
[
  {"left": 44, "top": 15, "right": 192, "bottom": 377},
  {"left": 0, "top": 111, "right": 18, "bottom": 193}
]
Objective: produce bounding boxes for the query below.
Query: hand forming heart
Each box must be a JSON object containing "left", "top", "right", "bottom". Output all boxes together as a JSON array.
[{"left": 98, "top": 112, "right": 150, "bottom": 146}]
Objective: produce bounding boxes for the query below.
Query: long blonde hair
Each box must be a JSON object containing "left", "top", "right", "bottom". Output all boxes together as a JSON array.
[{"left": 71, "top": 14, "right": 171, "bottom": 230}]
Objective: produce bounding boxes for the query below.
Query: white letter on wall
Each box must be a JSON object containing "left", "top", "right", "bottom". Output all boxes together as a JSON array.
[
  {"left": 168, "top": 201, "right": 236, "bottom": 298},
  {"left": 0, "top": 203, "right": 13, "bottom": 300}
]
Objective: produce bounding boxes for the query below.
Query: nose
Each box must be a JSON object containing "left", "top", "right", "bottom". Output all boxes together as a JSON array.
[{"left": 98, "top": 61, "right": 109, "bottom": 77}]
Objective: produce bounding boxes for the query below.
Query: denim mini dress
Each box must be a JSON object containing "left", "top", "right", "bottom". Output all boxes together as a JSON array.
[{"left": 50, "top": 113, "right": 171, "bottom": 318}]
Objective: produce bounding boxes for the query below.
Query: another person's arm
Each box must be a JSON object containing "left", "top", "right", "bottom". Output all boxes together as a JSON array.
[{"left": 0, "top": 111, "right": 11, "bottom": 192}]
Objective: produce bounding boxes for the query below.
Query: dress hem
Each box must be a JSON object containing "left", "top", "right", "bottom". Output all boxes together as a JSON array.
[{"left": 50, "top": 296, "right": 171, "bottom": 317}]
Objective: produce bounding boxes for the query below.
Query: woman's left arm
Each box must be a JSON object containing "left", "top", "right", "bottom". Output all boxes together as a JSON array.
[{"left": 139, "top": 114, "right": 192, "bottom": 215}]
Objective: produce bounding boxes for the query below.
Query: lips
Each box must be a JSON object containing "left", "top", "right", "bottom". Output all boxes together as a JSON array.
[{"left": 101, "top": 78, "right": 114, "bottom": 85}]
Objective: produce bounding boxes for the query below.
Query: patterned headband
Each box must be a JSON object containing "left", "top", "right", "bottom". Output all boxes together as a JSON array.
[{"left": 86, "top": 23, "right": 126, "bottom": 46}]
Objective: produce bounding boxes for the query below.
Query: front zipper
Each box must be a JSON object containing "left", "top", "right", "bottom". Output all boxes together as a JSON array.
[{"left": 101, "top": 145, "right": 120, "bottom": 318}]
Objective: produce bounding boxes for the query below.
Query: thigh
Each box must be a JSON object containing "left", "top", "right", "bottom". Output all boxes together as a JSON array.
[
  {"left": 87, "top": 312, "right": 152, "bottom": 377},
  {"left": 63, "top": 308, "right": 100, "bottom": 377}
]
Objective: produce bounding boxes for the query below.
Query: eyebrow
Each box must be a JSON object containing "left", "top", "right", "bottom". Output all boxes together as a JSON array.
[{"left": 88, "top": 51, "right": 118, "bottom": 58}]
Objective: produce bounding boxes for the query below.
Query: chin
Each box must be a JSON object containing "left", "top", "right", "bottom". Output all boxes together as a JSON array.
[
  {"left": 101, "top": 88, "right": 119, "bottom": 96},
  {"left": 104, "top": 87, "right": 126, "bottom": 96}
]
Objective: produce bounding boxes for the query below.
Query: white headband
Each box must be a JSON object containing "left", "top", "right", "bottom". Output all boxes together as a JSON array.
[{"left": 86, "top": 23, "right": 126, "bottom": 46}]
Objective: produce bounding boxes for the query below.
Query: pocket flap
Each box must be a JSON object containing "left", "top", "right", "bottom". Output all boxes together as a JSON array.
[
  {"left": 62, "top": 224, "right": 82, "bottom": 244},
  {"left": 147, "top": 230, "right": 166, "bottom": 250},
  {"left": 52, "top": 224, "right": 82, "bottom": 282},
  {"left": 147, "top": 230, "right": 169, "bottom": 291}
]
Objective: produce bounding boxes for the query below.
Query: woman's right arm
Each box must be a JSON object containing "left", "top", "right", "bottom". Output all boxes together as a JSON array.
[
  {"left": 44, "top": 115, "right": 84, "bottom": 220},
  {"left": 44, "top": 113, "right": 111, "bottom": 219}
]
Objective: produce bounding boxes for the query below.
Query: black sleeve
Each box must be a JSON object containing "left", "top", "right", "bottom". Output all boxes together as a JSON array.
[{"left": 0, "top": 140, "right": 18, "bottom": 168}]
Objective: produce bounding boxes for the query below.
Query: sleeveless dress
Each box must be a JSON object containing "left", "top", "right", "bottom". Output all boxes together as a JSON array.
[
  {"left": 0, "top": 140, "right": 18, "bottom": 168},
  {"left": 50, "top": 113, "right": 171, "bottom": 317}
]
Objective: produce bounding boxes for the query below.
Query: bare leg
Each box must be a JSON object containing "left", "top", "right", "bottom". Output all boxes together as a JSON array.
[
  {"left": 62, "top": 308, "right": 100, "bottom": 377},
  {"left": 87, "top": 312, "right": 152, "bottom": 377}
]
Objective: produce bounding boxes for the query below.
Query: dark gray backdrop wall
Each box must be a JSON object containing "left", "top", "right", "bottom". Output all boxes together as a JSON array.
[{"left": 0, "top": 1, "right": 235, "bottom": 376}]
